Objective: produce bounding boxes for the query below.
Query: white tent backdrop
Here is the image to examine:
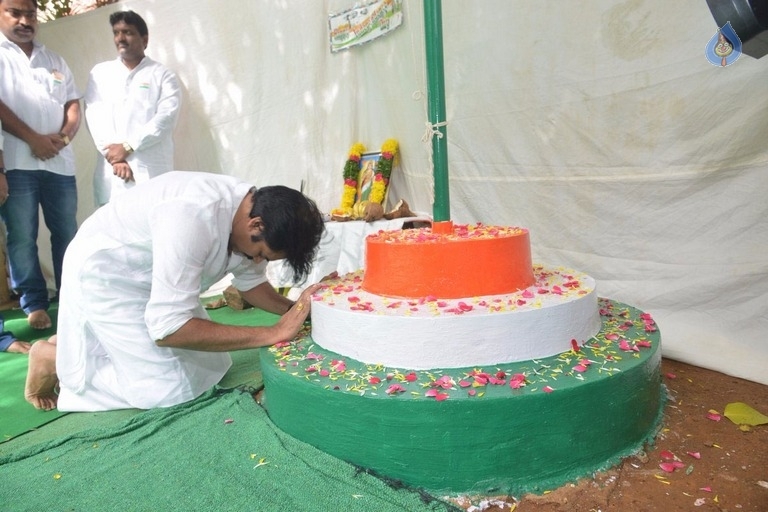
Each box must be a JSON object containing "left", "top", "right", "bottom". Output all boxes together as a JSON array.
[{"left": 34, "top": 0, "right": 767, "bottom": 385}]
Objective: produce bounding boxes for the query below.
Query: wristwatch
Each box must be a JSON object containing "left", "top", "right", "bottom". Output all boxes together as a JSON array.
[
  {"left": 122, "top": 142, "right": 134, "bottom": 154},
  {"left": 58, "top": 132, "right": 70, "bottom": 145}
]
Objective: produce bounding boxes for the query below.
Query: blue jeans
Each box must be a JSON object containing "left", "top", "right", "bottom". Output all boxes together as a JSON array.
[
  {"left": 0, "top": 315, "right": 14, "bottom": 351},
  {"left": 0, "top": 170, "right": 78, "bottom": 314}
]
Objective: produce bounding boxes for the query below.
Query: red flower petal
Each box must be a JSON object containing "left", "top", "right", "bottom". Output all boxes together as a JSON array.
[
  {"left": 686, "top": 451, "right": 701, "bottom": 459},
  {"left": 660, "top": 450, "right": 675, "bottom": 460},
  {"left": 659, "top": 462, "right": 677, "bottom": 473}
]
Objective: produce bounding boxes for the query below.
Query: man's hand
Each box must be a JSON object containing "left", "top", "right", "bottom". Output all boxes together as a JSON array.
[
  {"left": 28, "top": 133, "right": 59, "bottom": 160},
  {"left": 273, "top": 283, "right": 324, "bottom": 340},
  {"left": 112, "top": 162, "right": 134, "bottom": 182},
  {"left": 0, "top": 174, "right": 8, "bottom": 205},
  {"left": 104, "top": 143, "right": 131, "bottom": 164},
  {"left": 320, "top": 271, "right": 338, "bottom": 282}
]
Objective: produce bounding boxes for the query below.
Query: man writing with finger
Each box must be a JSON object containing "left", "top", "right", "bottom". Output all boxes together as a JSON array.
[{"left": 25, "top": 171, "right": 326, "bottom": 412}]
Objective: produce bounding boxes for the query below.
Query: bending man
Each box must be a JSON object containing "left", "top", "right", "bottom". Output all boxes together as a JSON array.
[{"left": 25, "top": 171, "right": 325, "bottom": 412}]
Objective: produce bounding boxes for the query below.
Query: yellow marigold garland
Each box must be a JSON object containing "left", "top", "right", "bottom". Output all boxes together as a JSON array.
[
  {"left": 369, "top": 139, "right": 398, "bottom": 205},
  {"left": 332, "top": 142, "right": 365, "bottom": 216}
]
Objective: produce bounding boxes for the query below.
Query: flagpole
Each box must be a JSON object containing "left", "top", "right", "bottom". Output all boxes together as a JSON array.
[{"left": 423, "top": 0, "right": 452, "bottom": 232}]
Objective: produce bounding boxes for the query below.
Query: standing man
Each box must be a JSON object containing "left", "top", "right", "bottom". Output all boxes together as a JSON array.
[
  {"left": 85, "top": 10, "right": 181, "bottom": 205},
  {"left": 25, "top": 172, "right": 325, "bottom": 412},
  {"left": 0, "top": 120, "right": 31, "bottom": 354},
  {"left": 0, "top": 0, "right": 81, "bottom": 331}
]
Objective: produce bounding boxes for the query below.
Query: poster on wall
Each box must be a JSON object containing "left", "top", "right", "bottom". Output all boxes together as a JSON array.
[{"left": 328, "top": 0, "right": 403, "bottom": 53}]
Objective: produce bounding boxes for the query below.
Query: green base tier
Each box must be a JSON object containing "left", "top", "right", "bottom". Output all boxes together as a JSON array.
[{"left": 260, "top": 298, "right": 665, "bottom": 495}]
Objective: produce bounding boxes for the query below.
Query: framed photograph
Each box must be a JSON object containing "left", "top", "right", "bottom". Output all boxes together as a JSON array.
[{"left": 357, "top": 152, "right": 381, "bottom": 204}]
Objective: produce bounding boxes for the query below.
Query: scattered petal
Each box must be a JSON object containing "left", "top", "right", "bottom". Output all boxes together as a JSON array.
[
  {"left": 224, "top": 418, "right": 234, "bottom": 424},
  {"left": 700, "top": 486, "right": 712, "bottom": 492},
  {"left": 660, "top": 450, "right": 675, "bottom": 460},
  {"left": 686, "top": 451, "right": 701, "bottom": 459},
  {"left": 706, "top": 411, "right": 722, "bottom": 422},
  {"left": 659, "top": 462, "right": 677, "bottom": 473}
]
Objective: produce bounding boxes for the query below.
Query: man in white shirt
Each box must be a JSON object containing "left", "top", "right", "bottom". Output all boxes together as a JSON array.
[
  {"left": 24, "top": 171, "right": 325, "bottom": 412},
  {"left": 85, "top": 9, "right": 181, "bottom": 205},
  {"left": 0, "top": 0, "right": 81, "bottom": 331}
]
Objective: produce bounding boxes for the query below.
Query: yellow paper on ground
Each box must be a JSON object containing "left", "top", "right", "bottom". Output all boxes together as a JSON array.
[{"left": 723, "top": 402, "right": 768, "bottom": 426}]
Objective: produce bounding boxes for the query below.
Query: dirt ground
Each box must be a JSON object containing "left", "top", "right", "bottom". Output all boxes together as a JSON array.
[{"left": 450, "top": 359, "right": 768, "bottom": 512}]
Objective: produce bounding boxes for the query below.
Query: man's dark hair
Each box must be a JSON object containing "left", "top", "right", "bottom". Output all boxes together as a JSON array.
[
  {"left": 249, "top": 186, "right": 324, "bottom": 283},
  {"left": 109, "top": 10, "right": 148, "bottom": 37}
]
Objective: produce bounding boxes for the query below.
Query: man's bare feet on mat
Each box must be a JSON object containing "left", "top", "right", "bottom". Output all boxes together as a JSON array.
[
  {"left": 25, "top": 337, "right": 59, "bottom": 411},
  {"left": 28, "top": 309, "right": 52, "bottom": 330},
  {"left": 6, "top": 340, "right": 32, "bottom": 354}
]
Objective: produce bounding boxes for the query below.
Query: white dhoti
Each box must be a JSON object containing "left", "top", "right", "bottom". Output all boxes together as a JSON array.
[
  {"left": 53, "top": 172, "right": 265, "bottom": 412},
  {"left": 56, "top": 233, "right": 232, "bottom": 412}
]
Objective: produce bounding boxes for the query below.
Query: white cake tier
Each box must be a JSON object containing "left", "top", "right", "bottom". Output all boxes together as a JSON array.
[{"left": 310, "top": 264, "right": 602, "bottom": 370}]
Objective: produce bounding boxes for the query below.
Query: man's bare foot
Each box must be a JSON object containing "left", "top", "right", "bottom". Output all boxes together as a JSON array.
[
  {"left": 5, "top": 340, "right": 32, "bottom": 354},
  {"left": 24, "top": 339, "right": 59, "bottom": 411},
  {"left": 28, "top": 309, "right": 52, "bottom": 330}
]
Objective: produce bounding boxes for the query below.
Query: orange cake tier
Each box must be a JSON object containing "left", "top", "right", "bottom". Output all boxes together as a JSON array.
[{"left": 362, "top": 224, "right": 535, "bottom": 299}]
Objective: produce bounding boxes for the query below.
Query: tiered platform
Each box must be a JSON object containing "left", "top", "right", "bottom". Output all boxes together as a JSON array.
[{"left": 260, "top": 224, "right": 664, "bottom": 494}]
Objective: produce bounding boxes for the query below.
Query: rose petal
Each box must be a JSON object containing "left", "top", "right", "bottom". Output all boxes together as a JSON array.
[
  {"left": 659, "top": 462, "right": 677, "bottom": 473},
  {"left": 660, "top": 450, "right": 675, "bottom": 460}
]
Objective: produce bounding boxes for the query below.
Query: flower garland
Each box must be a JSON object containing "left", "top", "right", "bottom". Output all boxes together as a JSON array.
[
  {"left": 335, "top": 142, "right": 365, "bottom": 215},
  {"left": 369, "top": 139, "right": 398, "bottom": 205}
]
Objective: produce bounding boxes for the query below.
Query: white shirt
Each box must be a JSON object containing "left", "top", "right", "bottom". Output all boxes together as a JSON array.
[
  {"left": 0, "top": 36, "right": 80, "bottom": 174},
  {"left": 85, "top": 56, "right": 181, "bottom": 204},
  {"left": 55, "top": 171, "right": 268, "bottom": 410}
]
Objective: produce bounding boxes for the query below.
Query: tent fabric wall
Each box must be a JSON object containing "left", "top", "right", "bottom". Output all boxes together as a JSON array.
[{"left": 34, "top": 0, "right": 767, "bottom": 385}]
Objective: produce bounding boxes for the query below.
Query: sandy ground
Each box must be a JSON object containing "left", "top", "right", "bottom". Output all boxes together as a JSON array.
[{"left": 450, "top": 359, "right": 768, "bottom": 512}]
